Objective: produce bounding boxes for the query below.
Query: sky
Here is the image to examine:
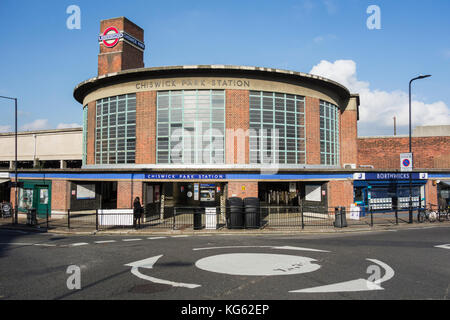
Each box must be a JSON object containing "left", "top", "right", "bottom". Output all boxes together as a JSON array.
[{"left": 0, "top": 0, "right": 449, "bottom": 136}]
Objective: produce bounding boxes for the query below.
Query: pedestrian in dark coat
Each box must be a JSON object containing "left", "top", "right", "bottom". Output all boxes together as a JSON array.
[{"left": 133, "top": 197, "right": 143, "bottom": 229}]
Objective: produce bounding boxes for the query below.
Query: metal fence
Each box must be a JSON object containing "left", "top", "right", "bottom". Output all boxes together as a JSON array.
[{"left": 1, "top": 204, "right": 449, "bottom": 232}]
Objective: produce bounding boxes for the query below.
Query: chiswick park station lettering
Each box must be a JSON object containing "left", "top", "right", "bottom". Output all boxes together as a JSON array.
[
  {"left": 136, "top": 79, "right": 251, "bottom": 90},
  {"left": 145, "top": 174, "right": 226, "bottom": 180}
]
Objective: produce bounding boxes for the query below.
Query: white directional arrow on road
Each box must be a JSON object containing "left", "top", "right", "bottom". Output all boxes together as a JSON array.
[
  {"left": 434, "top": 244, "right": 450, "bottom": 250},
  {"left": 290, "top": 259, "right": 395, "bottom": 293},
  {"left": 125, "top": 255, "right": 201, "bottom": 289}
]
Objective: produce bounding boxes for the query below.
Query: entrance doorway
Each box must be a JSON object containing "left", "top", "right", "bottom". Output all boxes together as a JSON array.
[
  {"left": 36, "top": 186, "right": 50, "bottom": 218},
  {"left": 143, "top": 182, "right": 163, "bottom": 221},
  {"left": 18, "top": 180, "right": 52, "bottom": 218}
]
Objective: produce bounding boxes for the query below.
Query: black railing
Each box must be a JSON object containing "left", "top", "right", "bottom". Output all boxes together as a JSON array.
[{"left": 1, "top": 204, "right": 449, "bottom": 232}]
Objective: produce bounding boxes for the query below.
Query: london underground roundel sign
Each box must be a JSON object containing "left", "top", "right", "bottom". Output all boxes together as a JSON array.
[{"left": 99, "top": 26, "right": 121, "bottom": 48}]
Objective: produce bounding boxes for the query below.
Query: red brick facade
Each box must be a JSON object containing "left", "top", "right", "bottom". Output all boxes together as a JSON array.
[
  {"left": 98, "top": 17, "right": 144, "bottom": 76},
  {"left": 305, "top": 97, "right": 320, "bottom": 165},
  {"left": 51, "top": 180, "right": 70, "bottom": 211},
  {"left": 136, "top": 91, "right": 156, "bottom": 164},
  {"left": 225, "top": 90, "right": 250, "bottom": 164},
  {"left": 340, "top": 108, "right": 358, "bottom": 166},
  {"left": 228, "top": 181, "right": 258, "bottom": 198},
  {"left": 86, "top": 101, "right": 96, "bottom": 165},
  {"left": 425, "top": 180, "right": 438, "bottom": 207},
  {"left": 117, "top": 180, "right": 143, "bottom": 209},
  {"left": 327, "top": 180, "right": 355, "bottom": 209},
  {"left": 358, "top": 136, "right": 450, "bottom": 169}
]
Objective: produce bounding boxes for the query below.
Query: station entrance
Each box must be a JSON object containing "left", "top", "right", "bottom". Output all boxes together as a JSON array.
[{"left": 143, "top": 182, "right": 227, "bottom": 219}]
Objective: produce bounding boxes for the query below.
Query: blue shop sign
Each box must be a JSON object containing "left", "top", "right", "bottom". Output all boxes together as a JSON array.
[{"left": 354, "top": 173, "right": 428, "bottom": 180}]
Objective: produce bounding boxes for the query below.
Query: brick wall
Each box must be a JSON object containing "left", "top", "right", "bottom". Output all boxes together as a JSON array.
[
  {"left": 425, "top": 180, "right": 438, "bottom": 206},
  {"left": 86, "top": 101, "right": 96, "bottom": 165},
  {"left": 228, "top": 181, "right": 258, "bottom": 199},
  {"left": 358, "top": 136, "right": 450, "bottom": 169},
  {"left": 136, "top": 91, "right": 156, "bottom": 164},
  {"left": 117, "top": 180, "right": 143, "bottom": 209},
  {"left": 340, "top": 108, "right": 358, "bottom": 166},
  {"left": 51, "top": 180, "right": 70, "bottom": 211},
  {"left": 98, "top": 17, "right": 144, "bottom": 76},
  {"left": 226, "top": 90, "right": 249, "bottom": 164},
  {"left": 305, "top": 97, "right": 320, "bottom": 164},
  {"left": 327, "top": 180, "right": 354, "bottom": 209}
]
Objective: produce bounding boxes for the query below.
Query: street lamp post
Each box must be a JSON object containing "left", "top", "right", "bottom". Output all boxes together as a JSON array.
[
  {"left": 408, "top": 75, "right": 431, "bottom": 223},
  {"left": 0, "top": 96, "right": 18, "bottom": 224}
]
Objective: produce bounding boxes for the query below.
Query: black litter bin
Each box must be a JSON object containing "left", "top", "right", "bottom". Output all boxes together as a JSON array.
[
  {"left": 226, "top": 197, "right": 244, "bottom": 229},
  {"left": 334, "top": 207, "right": 348, "bottom": 228},
  {"left": 193, "top": 207, "right": 203, "bottom": 230},
  {"left": 244, "top": 197, "right": 260, "bottom": 229},
  {"left": 27, "top": 208, "right": 37, "bottom": 226}
]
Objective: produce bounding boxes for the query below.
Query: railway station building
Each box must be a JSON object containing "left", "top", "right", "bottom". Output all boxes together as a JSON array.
[{"left": 1, "top": 17, "right": 449, "bottom": 219}]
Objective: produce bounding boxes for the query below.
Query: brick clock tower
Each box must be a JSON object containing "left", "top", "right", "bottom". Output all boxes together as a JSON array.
[{"left": 98, "top": 17, "right": 145, "bottom": 76}]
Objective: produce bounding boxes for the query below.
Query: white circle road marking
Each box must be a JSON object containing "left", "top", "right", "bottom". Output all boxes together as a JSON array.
[
  {"left": 195, "top": 253, "right": 321, "bottom": 276},
  {"left": 193, "top": 245, "right": 329, "bottom": 253}
]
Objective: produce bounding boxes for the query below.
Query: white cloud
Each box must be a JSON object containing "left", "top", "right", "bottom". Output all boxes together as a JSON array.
[
  {"left": 21, "top": 119, "right": 51, "bottom": 131},
  {"left": 323, "top": 0, "right": 337, "bottom": 15},
  {"left": 57, "top": 123, "right": 81, "bottom": 129},
  {"left": 0, "top": 125, "right": 11, "bottom": 133},
  {"left": 309, "top": 60, "right": 450, "bottom": 135}
]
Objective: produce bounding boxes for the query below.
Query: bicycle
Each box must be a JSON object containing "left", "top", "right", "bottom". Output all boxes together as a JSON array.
[{"left": 417, "top": 203, "right": 438, "bottom": 223}]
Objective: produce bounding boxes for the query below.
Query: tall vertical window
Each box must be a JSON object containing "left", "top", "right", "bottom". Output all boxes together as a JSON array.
[
  {"left": 249, "top": 91, "right": 306, "bottom": 164},
  {"left": 320, "top": 100, "right": 340, "bottom": 166},
  {"left": 82, "top": 105, "right": 88, "bottom": 166},
  {"left": 157, "top": 90, "right": 225, "bottom": 164},
  {"left": 95, "top": 94, "right": 136, "bottom": 164}
]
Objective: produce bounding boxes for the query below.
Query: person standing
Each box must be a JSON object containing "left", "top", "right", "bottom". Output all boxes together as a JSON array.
[{"left": 133, "top": 197, "right": 143, "bottom": 229}]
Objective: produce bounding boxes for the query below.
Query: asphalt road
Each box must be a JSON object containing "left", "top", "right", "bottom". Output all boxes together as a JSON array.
[{"left": 0, "top": 226, "right": 449, "bottom": 302}]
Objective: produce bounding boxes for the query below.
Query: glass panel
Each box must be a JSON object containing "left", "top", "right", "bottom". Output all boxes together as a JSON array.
[{"left": 156, "top": 90, "right": 225, "bottom": 164}]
